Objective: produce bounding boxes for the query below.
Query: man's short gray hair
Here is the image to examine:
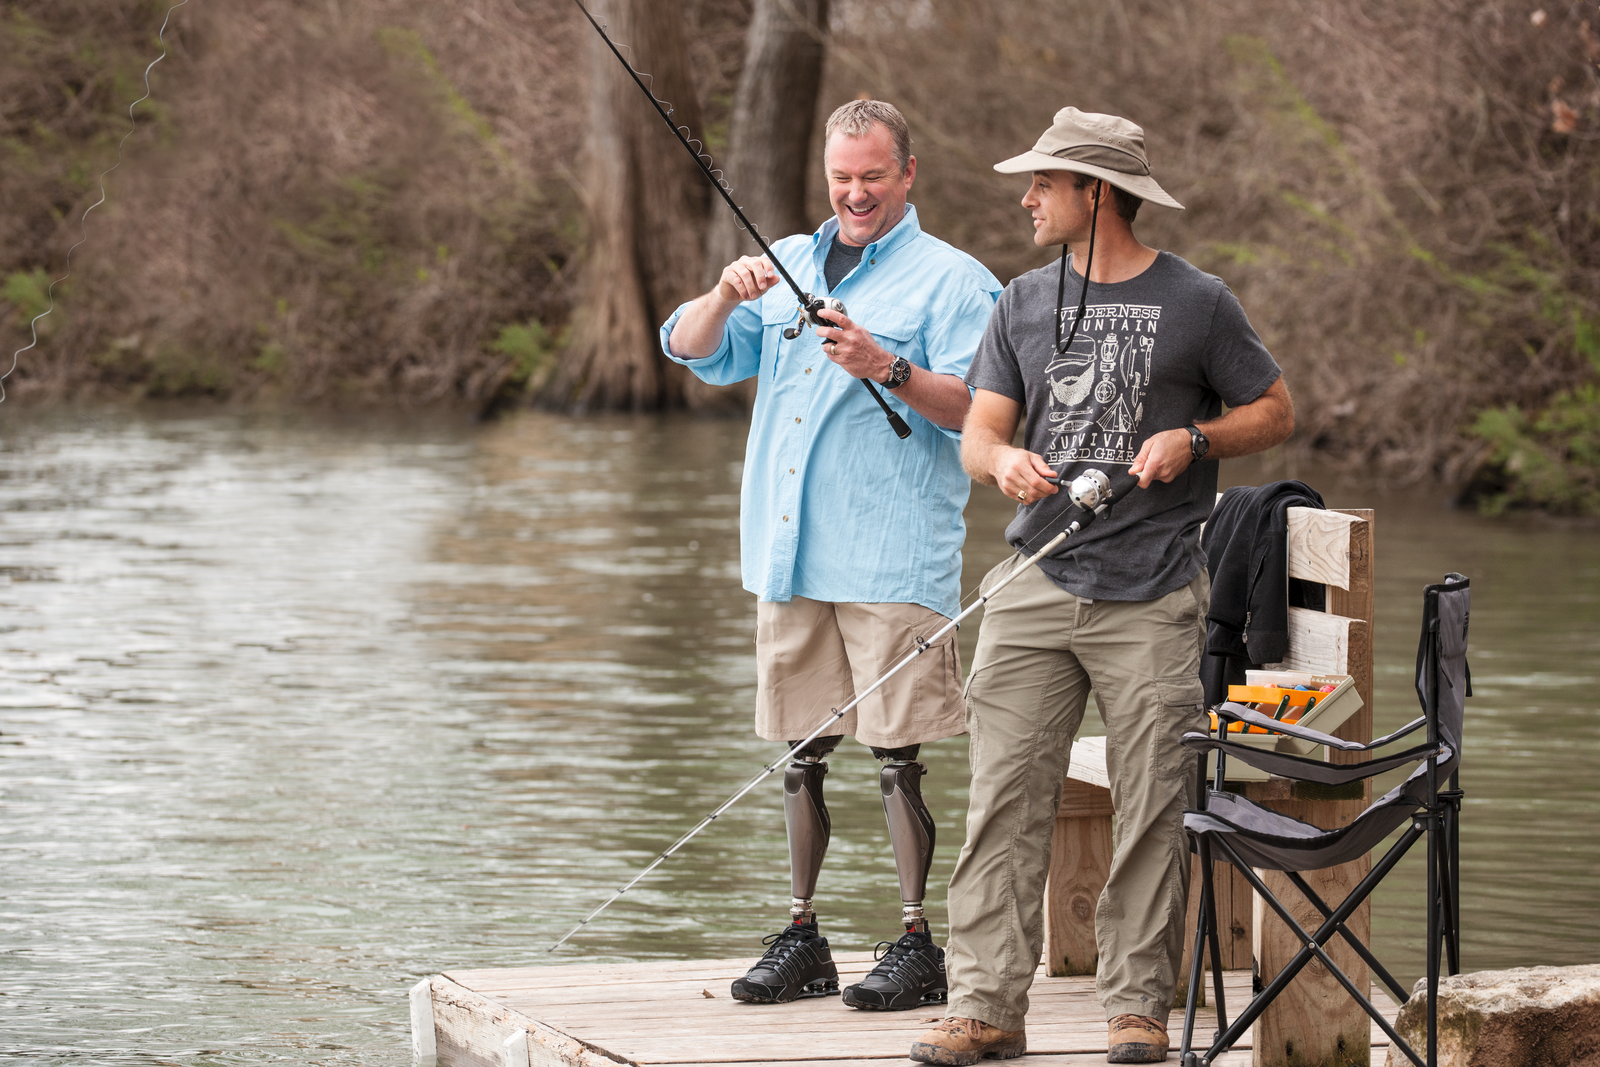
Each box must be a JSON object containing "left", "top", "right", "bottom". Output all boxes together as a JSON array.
[{"left": 823, "top": 99, "right": 912, "bottom": 173}]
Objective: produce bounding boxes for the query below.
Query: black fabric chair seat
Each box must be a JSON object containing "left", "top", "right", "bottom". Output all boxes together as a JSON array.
[{"left": 1184, "top": 750, "right": 1449, "bottom": 872}]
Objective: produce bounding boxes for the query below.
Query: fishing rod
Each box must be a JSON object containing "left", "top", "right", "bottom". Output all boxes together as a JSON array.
[
  {"left": 571, "top": 0, "right": 911, "bottom": 441},
  {"left": 547, "top": 466, "right": 1141, "bottom": 951}
]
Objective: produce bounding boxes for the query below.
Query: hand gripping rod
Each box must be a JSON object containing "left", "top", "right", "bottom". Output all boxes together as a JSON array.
[
  {"left": 547, "top": 468, "right": 1141, "bottom": 951},
  {"left": 571, "top": 0, "right": 911, "bottom": 441}
]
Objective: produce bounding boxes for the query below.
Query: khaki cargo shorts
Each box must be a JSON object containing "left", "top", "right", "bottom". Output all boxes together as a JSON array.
[{"left": 754, "top": 596, "right": 967, "bottom": 749}]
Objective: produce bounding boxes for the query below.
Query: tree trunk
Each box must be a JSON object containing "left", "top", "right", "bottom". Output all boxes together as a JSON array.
[
  {"left": 552, "top": 0, "right": 710, "bottom": 412},
  {"left": 704, "top": 0, "right": 831, "bottom": 286}
]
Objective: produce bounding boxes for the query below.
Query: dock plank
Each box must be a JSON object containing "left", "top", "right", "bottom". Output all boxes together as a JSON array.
[{"left": 427, "top": 958, "right": 1398, "bottom": 1066}]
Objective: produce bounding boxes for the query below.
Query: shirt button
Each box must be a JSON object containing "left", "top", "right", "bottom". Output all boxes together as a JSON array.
[
  {"left": 794, "top": 417, "right": 801, "bottom": 424},
  {"left": 869, "top": 258, "right": 876, "bottom": 265},
  {"left": 805, "top": 368, "right": 811, "bottom": 374},
  {"left": 788, "top": 468, "right": 795, "bottom": 474},
  {"left": 782, "top": 515, "right": 790, "bottom": 522}
]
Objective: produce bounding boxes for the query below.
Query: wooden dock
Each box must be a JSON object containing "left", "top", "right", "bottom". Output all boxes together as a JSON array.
[
  {"left": 411, "top": 954, "right": 1398, "bottom": 1066},
  {"left": 407, "top": 503, "right": 1402, "bottom": 1067}
]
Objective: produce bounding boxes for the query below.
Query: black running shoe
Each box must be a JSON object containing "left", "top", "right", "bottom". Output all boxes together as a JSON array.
[
  {"left": 729, "top": 920, "right": 840, "bottom": 1003},
  {"left": 841, "top": 929, "right": 948, "bottom": 1010}
]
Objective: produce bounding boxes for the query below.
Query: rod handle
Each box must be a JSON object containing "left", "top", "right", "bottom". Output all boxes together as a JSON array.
[
  {"left": 1105, "top": 470, "right": 1142, "bottom": 501},
  {"left": 861, "top": 379, "right": 913, "bottom": 439}
]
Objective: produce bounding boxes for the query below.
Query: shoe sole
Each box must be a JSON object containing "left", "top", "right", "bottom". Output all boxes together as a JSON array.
[
  {"left": 841, "top": 986, "right": 948, "bottom": 1011},
  {"left": 907, "top": 1034, "right": 1026, "bottom": 1066},
  {"left": 730, "top": 977, "right": 839, "bottom": 1004},
  {"left": 1107, "top": 1042, "right": 1168, "bottom": 1064}
]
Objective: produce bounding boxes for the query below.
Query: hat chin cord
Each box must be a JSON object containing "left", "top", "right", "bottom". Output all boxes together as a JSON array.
[
  {"left": 1041, "top": 184, "right": 1102, "bottom": 462},
  {"left": 1054, "top": 182, "right": 1102, "bottom": 357}
]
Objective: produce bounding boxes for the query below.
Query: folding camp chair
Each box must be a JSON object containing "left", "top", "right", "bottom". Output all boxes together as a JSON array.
[{"left": 1177, "top": 574, "right": 1471, "bottom": 1067}]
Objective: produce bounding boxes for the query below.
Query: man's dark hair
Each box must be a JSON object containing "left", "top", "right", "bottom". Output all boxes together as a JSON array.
[{"left": 1071, "top": 172, "right": 1142, "bottom": 223}]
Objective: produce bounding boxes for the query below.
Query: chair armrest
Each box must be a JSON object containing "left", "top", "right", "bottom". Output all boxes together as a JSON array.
[
  {"left": 1212, "top": 701, "right": 1369, "bottom": 752},
  {"left": 1181, "top": 731, "right": 1441, "bottom": 787},
  {"left": 1369, "top": 715, "right": 1427, "bottom": 748}
]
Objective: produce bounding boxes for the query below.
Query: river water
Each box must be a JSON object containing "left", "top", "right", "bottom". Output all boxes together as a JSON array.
[{"left": 1, "top": 407, "right": 1595, "bottom": 1065}]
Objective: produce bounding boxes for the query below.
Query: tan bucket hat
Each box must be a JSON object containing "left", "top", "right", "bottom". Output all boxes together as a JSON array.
[{"left": 994, "top": 107, "right": 1184, "bottom": 210}]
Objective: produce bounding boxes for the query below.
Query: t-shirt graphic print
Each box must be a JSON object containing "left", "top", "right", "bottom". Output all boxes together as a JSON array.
[
  {"left": 1044, "top": 302, "right": 1162, "bottom": 467},
  {"left": 965, "top": 251, "right": 1282, "bottom": 602}
]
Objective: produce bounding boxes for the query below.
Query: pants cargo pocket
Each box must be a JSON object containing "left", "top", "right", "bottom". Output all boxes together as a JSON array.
[{"left": 1153, "top": 678, "right": 1206, "bottom": 783}]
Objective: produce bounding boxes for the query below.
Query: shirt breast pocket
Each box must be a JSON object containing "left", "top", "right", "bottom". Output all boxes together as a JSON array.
[
  {"left": 852, "top": 304, "right": 922, "bottom": 364},
  {"left": 760, "top": 298, "right": 801, "bottom": 378}
]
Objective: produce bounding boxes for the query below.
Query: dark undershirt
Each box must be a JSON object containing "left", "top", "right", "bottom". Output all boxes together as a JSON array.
[{"left": 823, "top": 236, "right": 864, "bottom": 292}]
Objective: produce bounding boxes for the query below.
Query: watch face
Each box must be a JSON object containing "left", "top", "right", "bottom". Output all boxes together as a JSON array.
[{"left": 1192, "top": 429, "right": 1209, "bottom": 458}]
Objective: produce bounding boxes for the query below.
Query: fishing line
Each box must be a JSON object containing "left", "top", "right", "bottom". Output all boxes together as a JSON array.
[
  {"left": 570, "top": 0, "right": 911, "bottom": 440},
  {"left": 2, "top": 0, "right": 191, "bottom": 405},
  {"left": 553, "top": 13, "right": 1146, "bottom": 950}
]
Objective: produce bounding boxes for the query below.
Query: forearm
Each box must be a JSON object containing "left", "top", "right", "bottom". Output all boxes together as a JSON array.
[
  {"left": 667, "top": 290, "right": 742, "bottom": 359},
  {"left": 960, "top": 417, "right": 1013, "bottom": 486},
  {"left": 1198, "top": 376, "right": 1294, "bottom": 459},
  {"left": 893, "top": 368, "right": 971, "bottom": 431},
  {"left": 1129, "top": 377, "right": 1295, "bottom": 486}
]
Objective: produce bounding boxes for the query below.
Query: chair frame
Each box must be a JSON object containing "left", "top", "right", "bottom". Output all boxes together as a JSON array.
[{"left": 1178, "top": 577, "right": 1468, "bottom": 1067}]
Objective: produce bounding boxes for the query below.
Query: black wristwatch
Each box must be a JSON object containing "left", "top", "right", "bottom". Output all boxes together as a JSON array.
[
  {"left": 881, "top": 357, "right": 912, "bottom": 390},
  {"left": 1184, "top": 424, "right": 1210, "bottom": 460}
]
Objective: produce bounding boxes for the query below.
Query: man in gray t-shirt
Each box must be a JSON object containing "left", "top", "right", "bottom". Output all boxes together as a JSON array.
[{"left": 910, "top": 109, "right": 1294, "bottom": 1067}]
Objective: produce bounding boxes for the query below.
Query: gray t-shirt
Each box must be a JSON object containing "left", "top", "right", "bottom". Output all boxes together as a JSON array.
[
  {"left": 824, "top": 236, "right": 864, "bottom": 292},
  {"left": 966, "top": 250, "right": 1281, "bottom": 602}
]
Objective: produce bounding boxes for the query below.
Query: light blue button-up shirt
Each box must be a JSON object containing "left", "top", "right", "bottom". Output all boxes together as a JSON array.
[{"left": 661, "top": 205, "right": 1001, "bottom": 617}]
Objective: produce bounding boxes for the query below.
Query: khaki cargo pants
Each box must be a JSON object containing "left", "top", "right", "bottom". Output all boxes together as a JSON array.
[{"left": 945, "top": 557, "right": 1208, "bottom": 1031}]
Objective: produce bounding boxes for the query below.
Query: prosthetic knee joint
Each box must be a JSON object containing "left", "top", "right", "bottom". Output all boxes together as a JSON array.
[
  {"left": 873, "top": 744, "right": 936, "bottom": 934},
  {"left": 783, "top": 735, "right": 841, "bottom": 925}
]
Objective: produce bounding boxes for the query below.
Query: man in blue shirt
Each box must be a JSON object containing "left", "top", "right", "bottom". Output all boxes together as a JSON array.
[{"left": 663, "top": 99, "right": 1000, "bottom": 1012}]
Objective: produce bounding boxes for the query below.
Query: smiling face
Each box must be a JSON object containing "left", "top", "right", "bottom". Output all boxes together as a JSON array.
[
  {"left": 1022, "top": 170, "right": 1100, "bottom": 247},
  {"left": 825, "top": 124, "right": 916, "bottom": 247}
]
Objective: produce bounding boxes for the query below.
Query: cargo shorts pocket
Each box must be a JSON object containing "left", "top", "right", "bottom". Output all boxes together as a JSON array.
[{"left": 1153, "top": 677, "right": 1206, "bottom": 781}]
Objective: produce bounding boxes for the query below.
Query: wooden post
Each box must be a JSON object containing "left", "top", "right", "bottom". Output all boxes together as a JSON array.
[
  {"left": 501, "top": 1028, "right": 529, "bottom": 1067},
  {"left": 411, "top": 977, "right": 438, "bottom": 1064},
  {"left": 1246, "top": 509, "right": 1375, "bottom": 1067},
  {"left": 1044, "top": 777, "right": 1114, "bottom": 976}
]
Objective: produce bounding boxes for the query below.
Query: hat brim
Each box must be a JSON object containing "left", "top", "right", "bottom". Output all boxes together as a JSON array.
[{"left": 993, "top": 151, "right": 1184, "bottom": 210}]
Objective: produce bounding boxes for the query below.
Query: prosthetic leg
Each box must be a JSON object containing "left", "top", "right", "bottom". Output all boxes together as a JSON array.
[
  {"left": 842, "top": 744, "right": 948, "bottom": 1011},
  {"left": 730, "top": 735, "right": 843, "bottom": 1003},
  {"left": 783, "top": 734, "right": 841, "bottom": 925},
  {"left": 874, "top": 745, "right": 936, "bottom": 933}
]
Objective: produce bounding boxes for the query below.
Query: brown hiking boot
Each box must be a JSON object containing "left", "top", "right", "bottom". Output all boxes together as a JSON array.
[
  {"left": 909, "top": 1017, "right": 1026, "bottom": 1065},
  {"left": 1107, "top": 1013, "right": 1169, "bottom": 1063}
]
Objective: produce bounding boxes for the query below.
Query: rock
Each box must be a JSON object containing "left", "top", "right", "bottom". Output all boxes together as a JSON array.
[{"left": 1384, "top": 964, "right": 1600, "bottom": 1067}]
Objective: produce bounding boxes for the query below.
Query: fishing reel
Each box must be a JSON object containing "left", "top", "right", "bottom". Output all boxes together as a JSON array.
[
  {"left": 1066, "top": 469, "right": 1113, "bottom": 510},
  {"left": 782, "top": 296, "right": 846, "bottom": 340},
  {"left": 779, "top": 293, "right": 911, "bottom": 439},
  {"left": 1044, "top": 468, "right": 1143, "bottom": 557}
]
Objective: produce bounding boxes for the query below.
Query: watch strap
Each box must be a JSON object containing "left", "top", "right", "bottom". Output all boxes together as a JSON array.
[{"left": 883, "top": 357, "right": 912, "bottom": 390}]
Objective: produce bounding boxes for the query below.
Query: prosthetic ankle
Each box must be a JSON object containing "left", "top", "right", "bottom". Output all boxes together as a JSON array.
[
  {"left": 874, "top": 744, "right": 935, "bottom": 934},
  {"left": 783, "top": 735, "right": 841, "bottom": 926}
]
